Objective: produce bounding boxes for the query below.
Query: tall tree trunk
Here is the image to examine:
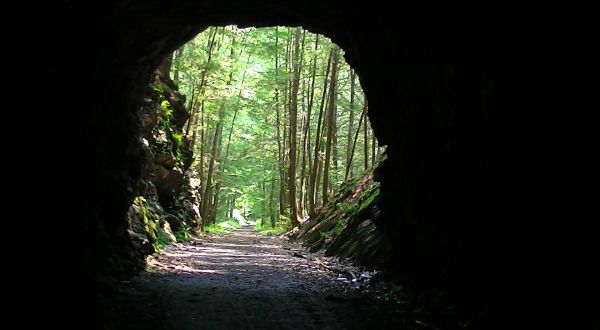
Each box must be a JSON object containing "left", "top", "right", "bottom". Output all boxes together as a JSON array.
[
  {"left": 185, "top": 27, "right": 218, "bottom": 137},
  {"left": 345, "top": 102, "right": 366, "bottom": 181},
  {"left": 186, "top": 80, "right": 196, "bottom": 112},
  {"left": 316, "top": 158, "right": 323, "bottom": 204},
  {"left": 209, "top": 52, "right": 250, "bottom": 225},
  {"left": 269, "top": 174, "right": 276, "bottom": 227},
  {"left": 304, "top": 38, "right": 318, "bottom": 212},
  {"left": 172, "top": 45, "right": 185, "bottom": 82},
  {"left": 309, "top": 49, "right": 332, "bottom": 212},
  {"left": 364, "top": 98, "right": 369, "bottom": 171},
  {"left": 210, "top": 184, "right": 221, "bottom": 225},
  {"left": 298, "top": 82, "right": 307, "bottom": 217},
  {"left": 201, "top": 103, "right": 225, "bottom": 224},
  {"left": 198, "top": 111, "right": 207, "bottom": 228},
  {"left": 332, "top": 102, "right": 338, "bottom": 188},
  {"left": 274, "top": 27, "right": 286, "bottom": 219},
  {"left": 190, "top": 98, "right": 205, "bottom": 151},
  {"left": 201, "top": 32, "right": 236, "bottom": 226},
  {"left": 346, "top": 70, "right": 356, "bottom": 178},
  {"left": 372, "top": 125, "right": 377, "bottom": 165},
  {"left": 322, "top": 46, "right": 340, "bottom": 204},
  {"left": 287, "top": 27, "right": 301, "bottom": 227},
  {"left": 296, "top": 32, "right": 307, "bottom": 217}
]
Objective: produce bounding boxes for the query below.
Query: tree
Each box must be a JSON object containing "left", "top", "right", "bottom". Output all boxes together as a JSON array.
[
  {"left": 345, "top": 69, "right": 356, "bottom": 178},
  {"left": 309, "top": 48, "right": 332, "bottom": 213},
  {"left": 322, "top": 46, "right": 340, "bottom": 204},
  {"left": 173, "top": 26, "right": 376, "bottom": 229},
  {"left": 287, "top": 27, "right": 302, "bottom": 227}
]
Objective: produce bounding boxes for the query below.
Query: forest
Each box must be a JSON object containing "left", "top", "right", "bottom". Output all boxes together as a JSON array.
[{"left": 173, "top": 26, "right": 381, "bottom": 231}]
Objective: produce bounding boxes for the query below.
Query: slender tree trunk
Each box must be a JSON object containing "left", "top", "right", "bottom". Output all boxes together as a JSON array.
[
  {"left": 201, "top": 32, "right": 237, "bottom": 226},
  {"left": 201, "top": 103, "right": 225, "bottom": 224},
  {"left": 316, "top": 158, "right": 323, "bottom": 204},
  {"left": 185, "top": 27, "right": 218, "bottom": 137},
  {"left": 198, "top": 112, "right": 208, "bottom": 229},
  {"left": 210, "top": 185, "right": 221, "bottom": 225},
  {"left": 287, "top": 27, "right": 301, "bottom": 227},
  {"left": 346, "top": 70, "right": 356, "bottom": 178},
  {"left": 186, "top": 81, "right": 196, "bottom": 113},
  {"left": 298, "top": 82, "right": 307, "bottom": 217},
  {"left": 296, "top": 33, "right": 307, "bottom": 217},
  {"left": 309, "top": 49, "right": 332, "bottom": 212},
  {"left": 209, "top": 51, "right": 250, "bottom": 223},
  {"left": 274, "top": 27, "right": 286, "bottom": 219},
  {"left": 345, "top": 102, "right": 366, "bottom": 181},
  {"left": 372, "top": 126, "right": 377, "bottom": 165},
  {"left": 304, "top": 37, "right": 318, "bottom": 206},
  {"left": 364, "top": 98, "right": 369, "bottom": 171},
  {"left": 332, "top": 102, "right": 338, "bottom": 187},
  {"left": 173, "top": 45, "right": 185, "bottom": 82},
  {"left": 269, "top": 174, "right": 276, "bottom": 227},
  {"left": 322, "top": 46, "right": 340, "bottom": 204}
]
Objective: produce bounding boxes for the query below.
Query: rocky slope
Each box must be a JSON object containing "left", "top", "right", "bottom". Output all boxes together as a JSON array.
[
  {"left": 290, "top": 154, "right": 392, "bottom": 269},
  {"left": 125, "top": 69, "right": 201, "bottom": 272}
]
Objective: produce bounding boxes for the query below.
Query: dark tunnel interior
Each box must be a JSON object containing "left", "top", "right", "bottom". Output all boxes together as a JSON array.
[{"left": 33, "top": 1, "right": 598, "bottom": 329}]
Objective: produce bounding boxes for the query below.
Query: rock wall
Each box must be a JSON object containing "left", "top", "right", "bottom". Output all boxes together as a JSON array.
[
  {"left": 84, "top": 67, "right": 201, "bottom": 290},
  {"left": 292, "top": 155, "right": 391, "bottom": 270},
  {"left": 127, "top": 69, "right": 201, "bottom": 261}
]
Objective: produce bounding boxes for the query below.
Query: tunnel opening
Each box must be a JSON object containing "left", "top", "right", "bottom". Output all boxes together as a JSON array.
[
  {"left": 57, "top": 2, "right": 495, "bottom": 328},
  {"left": 49, "top": 2, "right": 600, "bottom": 330},
  {"left": 104, "top": 25, "right": 409, "bottom": 328},
  {"left": 162, "top": 25, "right": 380, "bottom": 233}
]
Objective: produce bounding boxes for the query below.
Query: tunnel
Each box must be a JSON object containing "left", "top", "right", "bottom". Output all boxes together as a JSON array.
[{"left": 43, "top": 1, "right": 598, "bottom": 329}]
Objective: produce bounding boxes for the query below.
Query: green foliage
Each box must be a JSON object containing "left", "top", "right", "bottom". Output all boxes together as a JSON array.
[
  {"left": 161, "top": 100, "right": 173, "bottom": 117},
  {"left": 357, "top": 183, "right": 380, "bottom": 214},
  {"left": 175, "top": 25, "right": 380, "bottom": 225},
  {"left": 172, "top": 132, "right": 183, "bottom": 150},
  {"left": 205, "top": 219, "right": 241, "bottom": 234},
  {"left": 153, "top": 230, "right": 174, "bottom": 252},
  {"left": 204, "top": 225, "right": 228, "bottom": 234},
  {"left": 334, "top": 219, "right": 346, "bottom": 235},
  {"left": 172, "top": 132, "right": 183, "bottom": 142},
  {"left": 150, "top": 83, "right": 166, "bottom": 96},
  {"left": 174, "top": 229, "right": 192, "bottom": 243},
  {"left": 256, "top": 226, "right": 287, "bottom": 235},
  {"left": 337, "top": 201, "right": 357, "bottom": 214},
  {"left": 254, "top": 216, "right": 288, "bottom": 235}
]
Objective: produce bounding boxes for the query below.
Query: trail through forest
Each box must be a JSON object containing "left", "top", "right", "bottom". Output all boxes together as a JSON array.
[{"left": 101, "top": 226, "right": 408, "bottom": 329}]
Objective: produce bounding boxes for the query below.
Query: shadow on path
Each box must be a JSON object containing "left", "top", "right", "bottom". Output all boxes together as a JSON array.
[{"left": 101, "top": 226, "right": 406, "bottom": 329}]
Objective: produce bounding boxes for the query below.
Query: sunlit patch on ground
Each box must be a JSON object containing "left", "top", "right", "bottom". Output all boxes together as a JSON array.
[{"left": 102, "top": 226, "right": 464, "bottom": 329}]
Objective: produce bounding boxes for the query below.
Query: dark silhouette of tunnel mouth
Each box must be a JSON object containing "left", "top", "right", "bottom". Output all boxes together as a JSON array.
[
  {"left": 46, "top": 3, "right": 600, "bottom": 329},
  {"left": 58, "top": 1, "right": 543, "bottom": 328},
  {"left": 77, "top": 0, "right": 467, "bottom": 284}
]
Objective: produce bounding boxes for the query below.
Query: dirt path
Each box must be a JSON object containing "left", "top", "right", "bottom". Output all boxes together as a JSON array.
[{"left": 101, "top": 226, "right": 408, "bottom": 329}]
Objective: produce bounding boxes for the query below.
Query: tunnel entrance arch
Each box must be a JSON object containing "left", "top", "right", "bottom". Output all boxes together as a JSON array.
[{"left": 59, "top": 1, "right": 499, "bottom": 326}]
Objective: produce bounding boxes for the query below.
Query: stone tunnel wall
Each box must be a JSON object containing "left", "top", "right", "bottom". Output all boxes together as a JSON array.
[{"left": 48, "top": 1, "right": 597, "bottom": 328}]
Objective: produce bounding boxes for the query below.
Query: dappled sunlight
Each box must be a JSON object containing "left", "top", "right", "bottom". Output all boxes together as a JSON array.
[
  {"left": 110, "top": 224, "right": 412, "bottom": 330},
  {"left": 145, "top": 227, "right": 359, "bottom": 294},
  {"left": 191, "top": 248, "right": 247, "bottom": 256},
  {"left": 205, "top": 242, "right": 282, "bottom": 250}
]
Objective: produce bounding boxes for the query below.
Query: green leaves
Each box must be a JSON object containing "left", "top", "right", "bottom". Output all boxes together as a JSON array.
[
  {"left": 176, "top": 25, "right": 378, "bottom": 227},
  {"left": 161, "top": 100, "right": 173, "bottom": 118}
]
